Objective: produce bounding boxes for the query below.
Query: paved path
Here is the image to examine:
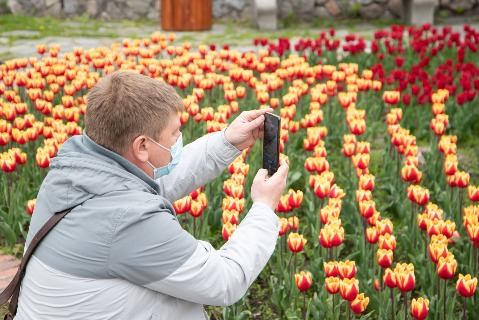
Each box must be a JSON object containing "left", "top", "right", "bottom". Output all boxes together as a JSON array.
[{"left": 0, "top": 255, "right": 20, "bottom": 293}]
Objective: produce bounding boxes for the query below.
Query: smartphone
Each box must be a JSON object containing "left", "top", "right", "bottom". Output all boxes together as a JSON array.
[{"left": 263, "top": 112, "right": 281, "bottom": 177}]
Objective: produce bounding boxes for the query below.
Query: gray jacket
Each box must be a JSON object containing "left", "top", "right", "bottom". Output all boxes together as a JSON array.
[{"left": 16, "top": 130, "right": 280, "bottom": 319}]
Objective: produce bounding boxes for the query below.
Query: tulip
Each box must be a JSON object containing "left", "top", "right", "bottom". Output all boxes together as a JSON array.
[
  {"left": 411, "top": 297, "right": 429, "bottom": 320},
  {"left": 276, "top": 196, "right": 292, "bottom": 213},
  {"left": 410, "top": 185, "right": 430, "bottom": 206},
  {"left": 378, "top": 233, "right": 397, "bottom": 251},
  {"left": 376, "top": 219, "right": 393, "bottom": 236},
  {"left": 356, "top": 189, "right": 372, "bottom": 203},
  {"left": 222, "top": 210, "right": 240, "bottom": 225},
  {"left": 189, "top": 200, "right": 204, "bottom": 218},
  {"left": 338, "top": 260, "right": 357, "bottom": 279},
  {"left": 222, "top": 197, "right": 245, "bottom": 213},
  {"left": 328, "top": 198, "right": 342, "bottom": 210},
  {"left": 287, "top": 189, "right": 303, "bottom": 209},
  {"left": 288, "top": 216, "right": 299, "bottom": 231},
  {"left": 313, "top": 145, "right": 327, "bottom": 158},
  {"left": 223, "top": 180, "right": 244, "bottom": 199},
  {"left": 324, "top": 261, "right": 339, "bottom": 277},
  {"left": 396, "top": 268, "right": 415, "bottom": 292},
  {"left": 368, "top": 210, "right": 381, "bottom": 227},
  {"left": 440, "top": 220, "right": 456, "bottom": 238},
  {"left": 468, "top": 185, "right": 479, "bottom": 202},
  {"left": 319, "top": 205, "right": 340, "bottom": 225},
  {"left": 401, "top": 165, "right": 422, "bottom": 184},
  {"left": 455, "top": 171, "right": 470, "bottom": 188},
  {"left": 430, "top": 118, "right": 446, "bottom": 136},
  {"left": 295, "top": 271, "right": 313, "bottom": 291},
  {"left": 340, "top": 278, "right": 359, "bottom": 301},
  {"left": 359, "top": 200, "right": 375, "bottom": 219},
  {"left": 26, "top": 199, "right": 36, "bottom": 215},
  {"left": 329, "top": 184, "right": 346, "bottom": 199},
  {"left": 350, "top": 293, "right": 369, "bottom": 314},
  {"left": 456, "top": 274, "right": 477, "bottom": 297},
  {"left": 358, "top": 174, "right": 375, "bottom": 191},
  {"left": 383, "top": 91, "right": 400, "bottom": 105},
  {"left": 288, "top": 233, "right": 307, "bottom": 253},
  {"left": 425, "top": 203, "right": 443, "bottom": 220},
  {"left": 173, "top": 196, "right": 192, "bottom": 214},
  {"left": 466, "top": 222, "right": 479, "bottom": 242},
  {"left": 366, "top": 227, "right": 379, "bottom": 244},
  {"left": 343, "top": 134, "right": 357, "bottom": 144},
  {"left": 417, "top": 213, "right": 429, "bottom": 231},
  {"left": 313, "top": 177, "right": 330, "bottom": 199},
  {"left": 35, "top": 149, "right": 50, "bottom": 169},
  {"left": 222, "top": 222, "right": 237, "bottom": 241},
  {"left": 377, "top": 249, "right": 393, "bottom": 268},
  {"left": 278, "top": 217, "right": 289, "bottom": 236},
  {"left": 383, "top": 268, "right": 397, "bottom": 288},
  {"left": 428, "top": 242, "right": 448, "bottom": 264},
  {"left": 325, "top": 276, "right": 340, "bottom": 294},
  {"left": 437, "top": 252, "right": 457, "bottom": 279},
  {"left": 352, "top": 153, "right": 370, "bottom": 170},
  {"left": 427, "top": 218, "right": 444, "bottom": 237},
  {"left": 348, "top": 118, "right": 366, "bottom": 135},
  {"left": 342, "top": 142, "right": 355, "bottom": 157}
]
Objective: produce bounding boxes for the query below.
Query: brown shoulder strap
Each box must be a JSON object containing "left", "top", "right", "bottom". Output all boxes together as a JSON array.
[{"left": 1, "top": 207, "right": 76, "bottom": 320}]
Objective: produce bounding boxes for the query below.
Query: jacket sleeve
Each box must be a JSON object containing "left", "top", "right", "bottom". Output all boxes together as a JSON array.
[
  {"left": 158, "top": 129, "right": 242, "bottom": 203},
  {"left": 143, "top": 202, "right": 280, "bottom": 306},
  {"left": 108, "top": 200, "right": 279, "bottom": 307}
]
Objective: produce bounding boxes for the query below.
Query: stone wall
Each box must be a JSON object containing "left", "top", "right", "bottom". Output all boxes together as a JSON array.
[{"left": 5, "top": 0, "right": 479, "bottom": 22}]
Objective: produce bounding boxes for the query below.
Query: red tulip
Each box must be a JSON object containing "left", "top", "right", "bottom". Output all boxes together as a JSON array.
[
  {"left": 340, "top": 278, "right": 359, "bottom": 301},
  {"left": 295, "top": 271, "right": 313, "bottom": 291},
  {"left": 456, "top": 274, "right": 477, "bottom": 297},
  {"left": 350, "top": 293, "right": 369, "bottom": 314},
  {"left": 411, "top": 297, "right": 429, "bottom": 320}
]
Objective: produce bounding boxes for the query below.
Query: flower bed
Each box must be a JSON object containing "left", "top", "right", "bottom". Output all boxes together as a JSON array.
[{"left": 1, "top": 23, "right": 479, "bottom": 319}]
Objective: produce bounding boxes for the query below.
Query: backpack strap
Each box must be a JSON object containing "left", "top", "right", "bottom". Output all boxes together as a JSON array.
[{"left": 1, "top": 207, "right": 76, "bottom": 319}]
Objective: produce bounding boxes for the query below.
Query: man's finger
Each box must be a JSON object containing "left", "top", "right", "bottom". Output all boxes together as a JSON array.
[
  {"left": 241, "top": 108, "right": 274, "bottom": 121},
  {"left": 254, "top": 168, "right": 269, "bottom": 181}
]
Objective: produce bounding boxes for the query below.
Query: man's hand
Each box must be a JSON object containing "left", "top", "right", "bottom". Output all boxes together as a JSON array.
[
  {"left": 251, "top": 157, "right": 289, "bottom": 210},
  {"left": 225, "top": 108, "right": 274, "bottom": 150}
]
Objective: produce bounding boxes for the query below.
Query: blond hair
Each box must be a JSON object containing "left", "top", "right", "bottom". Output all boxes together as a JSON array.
[{"left": 85, "top": 71, "right": 183, "bottom": 155}]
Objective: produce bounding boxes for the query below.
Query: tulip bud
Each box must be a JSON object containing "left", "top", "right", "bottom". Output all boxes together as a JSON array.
[
  {"left": 338, "top": 260, "right": 357, "bottom": 279},
  {"left": 222, "top": 222, "right": 237, "bottom": 241},
  {"left": 456, "top": 274, "right": 477, "bottom": 298},
  {"left": 339, "top": 278, "right": 359, "bottom": 301},
  {"left": 377, "top": 249, "right": 393, "bottom": 268},
  {"left": 411, "top": 297, "right": 429, "bottom": 320},
  {"left": 350, "top": 293, "right": 369, "bottom": 314},
  {"left": 325, "top": 276, "right": 340, "bottom": 294},
  {"left": 437, "top": 252, "right": 457, "bottom": 280},
  {"left": 295, "top": 271, "right": 313, "bottom": 291},
  {"left": 288, "top": 233, "right": 307, "bottom": 253}
]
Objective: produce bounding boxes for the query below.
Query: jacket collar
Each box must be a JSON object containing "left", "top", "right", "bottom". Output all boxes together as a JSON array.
[{"left": 82, "top": 132, "right": 161, "bottom": 194}]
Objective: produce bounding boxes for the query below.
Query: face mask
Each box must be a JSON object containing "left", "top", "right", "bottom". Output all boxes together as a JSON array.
[{"left": 147, "top": 133, "right": 183, "bottom": 179}]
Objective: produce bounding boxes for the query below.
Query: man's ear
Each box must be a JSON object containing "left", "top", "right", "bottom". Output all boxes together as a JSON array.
[{"left": 131, "top": 135, "right": 149, "bottom": 163}]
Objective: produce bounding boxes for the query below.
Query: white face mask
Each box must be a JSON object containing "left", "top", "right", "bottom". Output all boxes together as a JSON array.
[{"left": 147, "top": 133, "right": 183, "bottom": 179}]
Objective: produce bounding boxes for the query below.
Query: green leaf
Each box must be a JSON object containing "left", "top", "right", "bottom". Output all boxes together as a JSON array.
[{"left": 0, "top": 222, "right": 16, "bottom": 246}]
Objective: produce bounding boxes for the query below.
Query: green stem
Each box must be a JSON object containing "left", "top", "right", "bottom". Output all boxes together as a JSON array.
[
  {"left": 302, "top": 291, "right": 306, "bottom": 320},
  {"left": 463, "top": 296, "right": 466, "bottom": 320},
  {"left": 193, "top": 217, "right": 196, "bottom": 238},
  {"left": 443, "top": 279, "right": 447, "bottom": 320},
  {"left": 391, "top": 288, "right": 395, "bottom": 320},
  {"left": 332, "top": 294, "right": 336, "bottom": 320},
  {"left": 404, "top": 291, "right": 407, "bottom": 320}
]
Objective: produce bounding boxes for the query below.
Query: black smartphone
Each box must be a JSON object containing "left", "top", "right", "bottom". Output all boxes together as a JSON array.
[{"left": 263, "top": 112, "right": 281, "bottom": 177}]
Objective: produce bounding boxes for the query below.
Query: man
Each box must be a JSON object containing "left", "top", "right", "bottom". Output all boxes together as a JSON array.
[{"left": 16, "top": 70, "right": 288, "bottom": 319}]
